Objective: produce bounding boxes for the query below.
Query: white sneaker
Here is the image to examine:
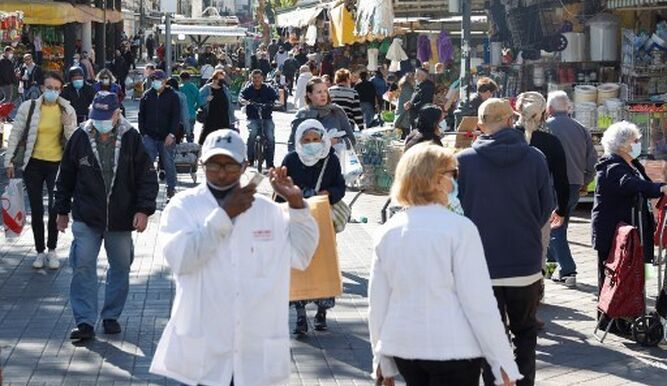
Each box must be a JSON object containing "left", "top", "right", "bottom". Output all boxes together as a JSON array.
[
  {"left": 46, "top": 250, "right": 60, "bottom": 270},
  {"left": 32, "top": 253, "right": 46, "bottom": 269}
]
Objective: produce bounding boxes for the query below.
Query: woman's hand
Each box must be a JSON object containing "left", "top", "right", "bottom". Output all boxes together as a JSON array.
[
  {"left": 375, "top": 367, "right": 395, "bottom": 386},
  {"left": 501, "top": 368, "right": 516, "bottom": 386},
  {"left": 6, "top": 165, "right": 15, "bottom": 179}
]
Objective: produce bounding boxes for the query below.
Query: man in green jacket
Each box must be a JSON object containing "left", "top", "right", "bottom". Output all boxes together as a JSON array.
[{"left": 179, "top": 72, "right": 200, "bottom": 143}]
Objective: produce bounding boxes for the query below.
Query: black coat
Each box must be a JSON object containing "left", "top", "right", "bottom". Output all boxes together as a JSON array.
[
  {"left": 516, "top": 127, "right": 570, "bottom": 216},
  {"left": 280, "top": 149, "right": 346, "bottom": 205},
  {"left": 409, "top": 79, "right": 435, "bottom": 119},
  {"left": 55, "top": 119, "right": 158, "bottom": 231},
  {"left": 61, "top": 83, "right": 96, "bottom": 124},
  {"left": 0, "top": 57, "right": 15, "bottom": 87},
  {"left": 138, "top": 87, "right": 181, "bottom": 140},
  {"left": 591, "top": 154, "right": 663, "bottom": 261}
]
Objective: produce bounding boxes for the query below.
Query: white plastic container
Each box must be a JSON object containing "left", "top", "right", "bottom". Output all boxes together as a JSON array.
[
  {"left": 588, "top": 14, "right": 620, "bottom": 62},
  {"left": 574, "top": 85, "right": 598, "bottom": 104},
  {"left": 561, "top": 32, "right": 586, "bottom": 62},
  {"left": 597, "top": 83, "right": 620, "bottom": 105}
]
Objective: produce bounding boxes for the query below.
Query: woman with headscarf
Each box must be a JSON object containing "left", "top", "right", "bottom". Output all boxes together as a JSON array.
[
  {"left": 288, "top": 77, "right": 355, "bottom": 152},
  {"left": 278, "top": 119, "right": 346, "bottom": 336},
  {"left": 515, "top": 92, "right": 570, "bottom": 290}
]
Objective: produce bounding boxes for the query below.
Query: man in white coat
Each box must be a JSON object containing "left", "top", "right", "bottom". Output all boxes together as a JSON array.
[{"left": 150, "top": 129, "right": 319, "bottom": 386}]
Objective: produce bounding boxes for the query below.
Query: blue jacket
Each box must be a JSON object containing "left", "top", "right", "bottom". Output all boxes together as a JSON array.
[
  {"left": 280, "top": 149, "right": 346, "bottom": 205},
  {"left": 591, "top": 154, "right": 663, "bottom": 261},
  {"left": 457, "top": 128, "right": 553, "bottom": 280},
  {"left": 138, "top": 87, "right": 181, "bottom": 140},
  {"left": 198, "top": 84, "right": 236, "bottom": 124}
]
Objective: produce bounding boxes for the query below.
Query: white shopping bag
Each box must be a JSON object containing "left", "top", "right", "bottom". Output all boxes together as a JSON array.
[
  {"left": 339, "top": 147, "right": 363, "bottom": 184},
  {"left": 1, "top": 178, "right": 26, "bottom": 238}
]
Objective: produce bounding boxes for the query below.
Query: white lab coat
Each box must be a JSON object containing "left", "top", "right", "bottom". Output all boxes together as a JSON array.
[{"left": 150, "top": 184, "right": 319, "bottom": 386}]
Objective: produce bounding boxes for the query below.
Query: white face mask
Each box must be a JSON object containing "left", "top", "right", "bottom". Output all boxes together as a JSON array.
[{"left": 6, "top": 53, "right": 13, "bottom": 60}]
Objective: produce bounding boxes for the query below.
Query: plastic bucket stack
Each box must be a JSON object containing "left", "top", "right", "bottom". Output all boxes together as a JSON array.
[
  {"left": 597, "top": 83, "right": 620, "bottom": 105},
  {"left": 574, "top": 85, "right": 598, "bottom": 104}
]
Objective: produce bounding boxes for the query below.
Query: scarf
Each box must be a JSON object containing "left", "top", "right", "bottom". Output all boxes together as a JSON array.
[{"left": 294, "top": 119, "right": 332, "bottom": 167}]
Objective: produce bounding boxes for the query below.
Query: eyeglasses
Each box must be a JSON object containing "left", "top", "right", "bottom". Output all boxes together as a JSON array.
[{"left": 204, "top": 162, "right": 242, "bottom": 174}]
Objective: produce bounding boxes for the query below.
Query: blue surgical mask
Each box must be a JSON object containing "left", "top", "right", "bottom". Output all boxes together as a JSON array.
[
  {"left": 152, "top": 80, "right": 163, "bottom": 91},
  {"left": 302, "top": 142, "right": 323, "bottom": 157},
  {"left": 73, "top": 79, "right": 84, "bottom": 89},
  {"left": 448, "top": 178, "right": 459, "bottom": 204},
  {"left": 93, "top": 120, "right": 114, "bottom": 134},
  {"left": 43, "top": 90, "right": 60, "bottom": 102},
  {"left": 630, "top": 142, "right": 642, "bottom": 159}
]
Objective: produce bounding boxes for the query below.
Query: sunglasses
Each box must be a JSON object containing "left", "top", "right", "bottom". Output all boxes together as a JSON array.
[{"left": 204, "top": 162, "right": 242, "bottom": 174}]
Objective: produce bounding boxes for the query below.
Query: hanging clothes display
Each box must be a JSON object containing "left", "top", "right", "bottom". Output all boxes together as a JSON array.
[
  {"left": 330, "top": 2, "right": 357, "bottom": 47},
  {"left": 367, "top": 47, "right": 379, "bottom": 71},
  {"left": 354, "top": 0, "right": 394, "bottom": 40},
  {"left": 379, "top": 37, "right": 392, "bottom": 56},
  {"left": 417, "top": 35, "right": 432, "bottom": 63},
  {"left": 386, "top": 37, "right": 408, "bottom": 72},
  {"left": 437, "top": 31, "right": 455, "bottom": 64},
  {"left": 306, "top": 24, "right": 318, "bottom": 46},
  {"left": 429, "top": 38, "right": 439, "bottom": 66}
]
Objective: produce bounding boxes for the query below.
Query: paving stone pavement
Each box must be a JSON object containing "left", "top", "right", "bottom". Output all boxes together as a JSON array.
[{"left": 0, "top": 99, "right": 665, "bottom": 385}]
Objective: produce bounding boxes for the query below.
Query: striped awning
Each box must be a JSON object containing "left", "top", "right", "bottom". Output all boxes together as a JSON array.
[{"left": 607, "top": 0, "right": 667, "bottom": 9}]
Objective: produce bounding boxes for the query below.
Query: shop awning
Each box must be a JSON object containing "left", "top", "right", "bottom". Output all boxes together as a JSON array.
[
  {"left": 0, "top": 0, "right": 123, "bottom": 25},
  {"left": 275, "top": 5, "right": 327, "bottom": 28},
  {"left": 607, "top": 0, "right": 667, "bottom": 9},
  {"left": 157, "top": 24, "right": 248, "bottom": 38}
]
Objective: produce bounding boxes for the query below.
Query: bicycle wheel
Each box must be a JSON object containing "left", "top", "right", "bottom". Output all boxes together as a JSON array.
[{"left": 255, "top": 136, "right": 264, "bottom": 173}]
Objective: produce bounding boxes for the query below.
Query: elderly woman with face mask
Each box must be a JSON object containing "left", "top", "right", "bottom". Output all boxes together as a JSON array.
[
  {"left": 278, "top": 119, "right": 346, "bottom": 336},
  {"left": 514, "top": 92, "right": 571, "bottom": 286},
  {"left": 593, "top": 122, "right": 667, "bottom": 294}
]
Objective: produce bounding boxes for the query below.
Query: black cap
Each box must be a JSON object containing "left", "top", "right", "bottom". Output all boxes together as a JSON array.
[{"left": 68, "top": 66, "right": 84, "bottom": 78}]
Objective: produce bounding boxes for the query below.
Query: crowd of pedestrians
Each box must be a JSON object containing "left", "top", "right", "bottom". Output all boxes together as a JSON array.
[{"left": 2, "top": 33, "right": 662, "bottom": 386}]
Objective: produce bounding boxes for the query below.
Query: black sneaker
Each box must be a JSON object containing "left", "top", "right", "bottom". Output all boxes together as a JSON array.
[
  {"left": 159, "top": 170, "right": 166, "bottom": 181},
  {"left": 70, "top": 323, "right": 95, "bottom": 341},
  {"left": 102, "top": 319, "right": 122, "bottom": 334},
  {"left": 314, "top": 311, "right": 328, "bottom": 331},
  {"left": 293, "top": 316, "right": 308, "bottom": 336},
  {"left": 167, "top": 188, "right": 176, "bottom": 199}
]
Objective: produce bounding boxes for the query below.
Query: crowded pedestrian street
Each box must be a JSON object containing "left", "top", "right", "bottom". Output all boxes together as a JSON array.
[{"left": 0, "top": 100, "right": 665, "bottom": 385}]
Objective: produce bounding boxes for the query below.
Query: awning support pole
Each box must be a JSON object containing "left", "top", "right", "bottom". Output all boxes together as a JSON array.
[{"left": 166, "top": 12, "right": 172, "bottom": 76}]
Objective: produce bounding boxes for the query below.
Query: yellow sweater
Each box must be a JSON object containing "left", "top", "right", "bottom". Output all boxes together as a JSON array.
[{"left": 32, "top": 103, "right": 64, "bottom": 162}]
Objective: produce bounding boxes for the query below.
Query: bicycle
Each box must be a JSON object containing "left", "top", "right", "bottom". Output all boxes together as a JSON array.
[{"left": 248, "top": 102, "right": 274, "bottom": 173}]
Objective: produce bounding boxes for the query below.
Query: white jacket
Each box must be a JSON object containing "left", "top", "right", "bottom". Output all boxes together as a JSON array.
[
  {"left": 293, "top": 72, "right": 312, "bottom": 110},
  {"left": 150, "top": 184, "right": 319, "bottom": 386},
  {"left": 5, "top": 96, "right": 77, "bottom": 169},
  {"left": 369, "top": 205, "right": 522, "bottom": 384}
]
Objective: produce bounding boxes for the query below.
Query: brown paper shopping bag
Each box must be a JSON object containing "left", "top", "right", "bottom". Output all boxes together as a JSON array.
[{"left": 290, "top": 195, "right": 343, "bottom": 301}]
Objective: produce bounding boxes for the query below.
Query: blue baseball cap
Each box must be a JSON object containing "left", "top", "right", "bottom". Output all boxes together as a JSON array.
[
  {"left": 89, "top": 91, "right": 120, "bottom": 120},
  {"left": 151, "top": 70, "right": 167, "bottom": 80}
]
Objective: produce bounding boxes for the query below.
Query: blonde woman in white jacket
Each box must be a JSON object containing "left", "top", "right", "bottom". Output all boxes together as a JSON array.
[
  {"left": 5, "top": 72, "right": 77, "bottom": 270},
  {"left": 369, "top": 143, "right": 521, "bottom": 386},
  {"left": 293, "top": 65, "right": 312, "bottom": 110}
]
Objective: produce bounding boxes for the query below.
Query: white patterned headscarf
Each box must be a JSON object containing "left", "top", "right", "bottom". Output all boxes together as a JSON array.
[{"left": 295, "top": 119, "right": 332, "bottom": 166}]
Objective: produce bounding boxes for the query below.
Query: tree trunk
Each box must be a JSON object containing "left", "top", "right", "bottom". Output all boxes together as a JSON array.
[{"left": 256, "top": 0, "right": 271, "bottom": 45}]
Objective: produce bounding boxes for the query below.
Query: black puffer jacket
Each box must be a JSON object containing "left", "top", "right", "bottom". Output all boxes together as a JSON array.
[{"left": 55, "top": 117, "right": 158, "bottom": 231}]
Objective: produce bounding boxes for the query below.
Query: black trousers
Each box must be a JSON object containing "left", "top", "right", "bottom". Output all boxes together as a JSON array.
[
  {"left": 23, "top": 158, "right": 60, "bottom": 253},
  {"left": 482, "top": 281, "right": 541, "bottom": 386},
  {"left": 394, "top": 357, "right": 482, "bottom": 386}
]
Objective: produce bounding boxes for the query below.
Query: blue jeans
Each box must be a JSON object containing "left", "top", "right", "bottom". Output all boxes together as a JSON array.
[
  {"left": 247, "top": 119, "right": 275, "bottom": 168},
  {"left": 360, "top": 102, "right": 375, "bottom": 129},
  {"left": 69, "top": 221, "right": 134, "bottom": 326},
  {"left": 547, "top": 184, "right": 581, "bottom": 276},
  {"left": 143, "top": 136, "right": 176, "bottom": 190}
]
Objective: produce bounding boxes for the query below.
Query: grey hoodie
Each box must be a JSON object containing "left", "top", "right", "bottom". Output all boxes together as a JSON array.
[{"left": 457, "top": 128, "right": 553, "bottom": 280}]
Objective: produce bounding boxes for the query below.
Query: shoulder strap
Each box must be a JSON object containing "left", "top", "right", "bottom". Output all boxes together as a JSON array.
[
  {"left": 315, "top": 156, "right": 330, "bottom": 192},
  {"left": 20, "top": 100, "right": 36, "bottom": 143}
]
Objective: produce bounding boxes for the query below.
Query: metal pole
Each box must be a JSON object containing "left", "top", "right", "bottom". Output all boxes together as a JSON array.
[
  {"left": 453, "top": 0, "right": 473, "bottom": 129},
  {"left": 165, "top": 12, "right": 172, "bottom": 76},
  {"left": 139, "top": 0, "right": 144, "bottom": 61},
  {"left": 103, "top": 1, "right": 107, "bottom": 68}
]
